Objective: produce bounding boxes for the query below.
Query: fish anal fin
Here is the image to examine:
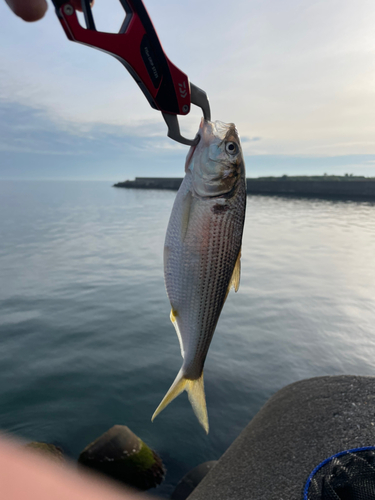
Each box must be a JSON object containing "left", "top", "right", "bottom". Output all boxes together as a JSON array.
[
  {"left": 152, "top": 370, "right": 209, "bottom": 434},
  {"left": 170, "top": 307, "right": 184, "bottom": 358},
  {"left": 170, "top": 307, "right": 178, "bottom": 323}
]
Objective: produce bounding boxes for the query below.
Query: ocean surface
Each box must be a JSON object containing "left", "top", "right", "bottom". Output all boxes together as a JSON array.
[{"left": 1, "top": 180, "right": 375, "bottom": 497}]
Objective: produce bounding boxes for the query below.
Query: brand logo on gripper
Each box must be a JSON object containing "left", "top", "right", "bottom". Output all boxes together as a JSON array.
[{"left": 179, "top": 82, "right": 187, "bottom": 98}]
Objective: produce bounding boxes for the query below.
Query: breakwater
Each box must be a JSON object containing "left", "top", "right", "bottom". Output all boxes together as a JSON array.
[
  {"left": 114, "top": 177, "right": 182, "bottom": 190},
  {"left": 113, "top": 176, "right": 375, "bottom": 199}
]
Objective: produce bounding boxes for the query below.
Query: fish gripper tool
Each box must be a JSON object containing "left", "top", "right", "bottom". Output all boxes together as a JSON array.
[{"left": 51, "top": 0, "right": 211, "bottom": 146}]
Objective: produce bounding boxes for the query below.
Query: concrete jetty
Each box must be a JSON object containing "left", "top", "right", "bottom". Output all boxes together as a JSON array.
[
  {"left": 114, "top": 178, "right": 182, "bottom": 190},
  {"left": 186, "top": 375, "right": 375, "bottom": 500},
  {"left": 114, "top": 176, "right": 375, "bottom": 199}
]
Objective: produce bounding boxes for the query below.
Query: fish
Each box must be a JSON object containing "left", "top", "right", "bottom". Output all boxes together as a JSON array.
[{"left": 152, "top": 119, "right": 246, "bottom": 433}]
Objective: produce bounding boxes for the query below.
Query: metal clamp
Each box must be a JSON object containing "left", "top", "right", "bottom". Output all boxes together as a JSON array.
[{"left": 163, "top": 84, "right": 211, "bottom": 146}]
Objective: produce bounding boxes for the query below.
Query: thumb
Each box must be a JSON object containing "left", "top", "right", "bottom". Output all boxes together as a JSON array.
[{"left": 5, "top": 0, "right": 48, "bottom": 22}]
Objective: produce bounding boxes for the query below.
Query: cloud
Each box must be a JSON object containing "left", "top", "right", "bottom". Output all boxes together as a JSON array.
[
  {"left": 1, "top": 99, "right": 375, "bottom": 181},
  {"left": 2, "top": 0, "right": 375, "bottom": 159},
  {"left": 1, "top": 0, "right": 375, "bottom": 179},
  {"left": 0, "top": 99, "right": 182, "bottom": 156},
  {"left": 0, "top": 99, "right": 189, "bottom": 180}
]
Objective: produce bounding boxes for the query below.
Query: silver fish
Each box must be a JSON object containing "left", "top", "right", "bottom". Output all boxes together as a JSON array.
[{"left": 152, "top": 119, "right": 246, "bottom": 433}]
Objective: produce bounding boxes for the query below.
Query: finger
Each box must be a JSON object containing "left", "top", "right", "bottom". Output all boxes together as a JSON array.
[{"left": 5, "top": 0, "right": 48, "bottom": 22}]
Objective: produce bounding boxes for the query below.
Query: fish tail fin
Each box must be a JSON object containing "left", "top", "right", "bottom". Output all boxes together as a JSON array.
[
  {"left": 151, "top": 369, "right": 209, "bottom": 434},
  {"left": 152, "top": 369, "right": 187, "bottom": 423},
  {"left": 186, "top": 372, "right": 209, "bottom": 434}
]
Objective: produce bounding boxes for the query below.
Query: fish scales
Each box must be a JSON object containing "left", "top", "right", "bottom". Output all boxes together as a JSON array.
[
  {"left": 166, "top": 175, "right": 245, "bottom": 374},
  {"left": 152, "top": 120, "right": 246, "bottom": 433}
]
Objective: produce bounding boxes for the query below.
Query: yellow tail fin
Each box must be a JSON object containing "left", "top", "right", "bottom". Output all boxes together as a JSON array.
[{"left": 151, "top": 369, "right": 209, "bottom": 433}]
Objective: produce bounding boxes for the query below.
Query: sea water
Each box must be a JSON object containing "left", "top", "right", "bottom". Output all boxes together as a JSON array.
[{"left": 1, "top": 180, "right": 375, "bottom": 497}]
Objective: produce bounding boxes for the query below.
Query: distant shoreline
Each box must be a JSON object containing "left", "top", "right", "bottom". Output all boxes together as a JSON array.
[{"left": 113, "top": 176, "right": 375, "bottom": 200}]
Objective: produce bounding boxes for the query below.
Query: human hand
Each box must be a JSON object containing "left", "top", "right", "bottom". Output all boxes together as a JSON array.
[
  {"left": 5, "top": 0, "right": 86, "bottom": 22},
  {"left": 0, "top": 435, "right": 151, "bottom": 500}
]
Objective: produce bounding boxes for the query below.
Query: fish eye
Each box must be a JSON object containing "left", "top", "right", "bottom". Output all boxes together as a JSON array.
[{"left": 225, "top": 142, "right": 238, "bottom": 155}]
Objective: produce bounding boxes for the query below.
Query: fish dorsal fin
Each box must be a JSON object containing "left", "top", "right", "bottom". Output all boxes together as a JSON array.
[{"left": 230, "top": 248, "right": 241, "bottom": 292}]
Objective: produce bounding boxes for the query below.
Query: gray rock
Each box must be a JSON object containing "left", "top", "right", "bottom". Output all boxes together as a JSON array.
[
  {"left": 78, "top": 425, "right": 165, "bottom": 490},
  {"left": 171, "top": 461, "right": 217, "bottom": 500}
]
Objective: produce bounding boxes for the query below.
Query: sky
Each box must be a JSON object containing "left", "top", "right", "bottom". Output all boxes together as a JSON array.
[{"left": 1, "top": 0, "right": 375, "bottom": 181}]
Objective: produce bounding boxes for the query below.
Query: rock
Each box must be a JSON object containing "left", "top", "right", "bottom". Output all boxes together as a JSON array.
[
  {"left": 24, "top": 442, "right": 64, "bottom": 463},
  {"left": 78, "top": 425, "right": 165, "bottom": 490},
  {"left": 171, "top": 461, "right": 217, "bottom": 500}
]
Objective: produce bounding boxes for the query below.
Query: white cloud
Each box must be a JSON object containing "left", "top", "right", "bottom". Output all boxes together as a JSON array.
[{"left": 1, "top": 0, "right": 375, "bottom": 162}]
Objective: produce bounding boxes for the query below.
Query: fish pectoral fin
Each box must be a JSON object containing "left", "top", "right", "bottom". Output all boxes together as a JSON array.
[
  {"left": 151, "top": 369, "right": 209, "bottom": 434},
  {"left": 230, "top": 248, "right": 241, "bottom": 292}
]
